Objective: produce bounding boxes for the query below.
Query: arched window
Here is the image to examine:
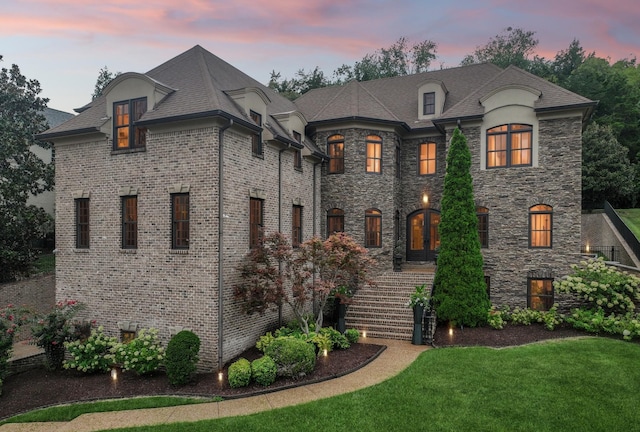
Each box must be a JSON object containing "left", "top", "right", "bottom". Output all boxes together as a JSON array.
[
  {"left": 327, "top": 208, "right": 344, "bottom": 236},
  {"left": 365, "top": 208, "right": 382, "bottom": 247},
  {"left": 476, "top": 206, "right": 489, "bottom": 248},
  {"left": 366, "top": 135, "right": 382, "bottom": 173},
  {"left": 529, "top": 204, "right": 552, "bottom": 248},
  {"left": 487, "top": 124, "right": 532, "bottom": 168},
  {"left": 327, "top": 134, "right": 344, "bottom": 174}
]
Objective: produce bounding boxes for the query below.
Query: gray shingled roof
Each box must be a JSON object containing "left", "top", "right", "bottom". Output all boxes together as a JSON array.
[
  {"left": 38, "top": 45, "right": 322, "bottom": 154},
  {"left": 42, "top": 107, "right": 74, "bottom": 128},
  {"left": 438, "top": 65, "right": 595, "bottom": 122},
  {"left": 295, "top": 63, "right": 595, "bottom": 130}
]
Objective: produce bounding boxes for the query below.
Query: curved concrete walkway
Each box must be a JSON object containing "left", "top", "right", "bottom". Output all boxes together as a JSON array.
[{"left": 0, "top": 338, "right": 428, "bottom": 432}]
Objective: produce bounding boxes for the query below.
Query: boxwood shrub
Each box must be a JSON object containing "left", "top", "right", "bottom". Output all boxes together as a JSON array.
[
  {"left": 228, "top": 358, "right": 252, "bottom": 388},
  {"left": 165, "top": 330, "right": 201, "bottom": 386},
  {"left": 251, "top": 355, "right": 277, "bottom": 386},
  {"left": 344, "top": 328, "right": 360, "bottom": 344},
  {"left": 264, "top": 336, "right": 316, "bottom": 379}
]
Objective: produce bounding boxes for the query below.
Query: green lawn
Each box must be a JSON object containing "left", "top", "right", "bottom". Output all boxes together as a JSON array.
[
  {"left": 0, "top": 396, "right": 218, "bottom": 425},
  {"left": 93, "top": 338, "right": 640, "bottom": 432},
  {"left": 33, "top": 252, "right": 55, "bottom": 274},
  {"left": 616, "top": 208, "right": 640, "bottom": 240}
]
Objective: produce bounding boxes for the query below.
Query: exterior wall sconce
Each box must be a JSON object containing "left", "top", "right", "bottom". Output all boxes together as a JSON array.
[{"left": 422, "top": 193, "right": 429, "bottom": 209}]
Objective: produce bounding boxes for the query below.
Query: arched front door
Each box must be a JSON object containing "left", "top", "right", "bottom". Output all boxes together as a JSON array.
[{"left": 406, "top": 209, "right": 440, "bottom": 261}]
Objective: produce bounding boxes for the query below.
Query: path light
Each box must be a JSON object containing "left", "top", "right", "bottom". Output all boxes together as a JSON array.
[
  {"left": 218, "top": 371, "right": 224, "bottom": 382},
  {"left": 111, "top": 368, "right": 118, "bottom": 381},
  {"left": 362, "top": 331, "right": 367, "bottom": 338},
  {"left": 448, "top": 327, "right": 454, "bottom": 337},
  {"left": 323, "top": 349, "right": 328, "bottom": 357}
]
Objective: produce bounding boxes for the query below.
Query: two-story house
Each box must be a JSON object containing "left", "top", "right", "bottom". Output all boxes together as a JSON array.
[{"left": 40, "top": 45, "right": 594, "bottom": 369}]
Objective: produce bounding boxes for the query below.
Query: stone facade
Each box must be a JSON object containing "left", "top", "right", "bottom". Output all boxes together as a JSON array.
[{"left": 313, "top": 115, "right": 585, "bottom": 309}]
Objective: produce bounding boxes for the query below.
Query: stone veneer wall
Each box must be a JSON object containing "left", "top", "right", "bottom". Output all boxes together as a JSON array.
[
  {"left": 319, "top": 128, "right": 400, "bottom": 271},
  {"left": 55, "top": 122, "right": 317, "bottom": 370},
  {"left": 399, "top": 134, "right": 447, "bottom": 240},
  {"left": 0, "top": 273, "right": 55, "bottom": 341},
  {"left": 455, "top": 116, "right": 584, "bottom": 307}
]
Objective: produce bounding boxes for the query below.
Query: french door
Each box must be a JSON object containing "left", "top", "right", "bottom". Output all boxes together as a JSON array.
[{"left": 406, "top": 209, "right": 440, "bottom": 261}]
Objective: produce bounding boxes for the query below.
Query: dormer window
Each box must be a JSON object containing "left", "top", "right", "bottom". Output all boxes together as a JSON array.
[
  {"left": 250, "top": 110, "right": 263, "bottom": 156},
  {"left": 114, "top": 98, "right": 147, "bottom": 150},
  {"left": 423, "top": 92, "right": 435, "bottom": 115},
  {"left": 293, "top": 131, "right": 302, "bottom": 170}
]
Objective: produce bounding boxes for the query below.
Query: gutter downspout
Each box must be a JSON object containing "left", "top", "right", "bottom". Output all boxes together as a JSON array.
[
  {"left": 217, "top": 119, "right": 233, "bottom": 372},
  {"left": 312, "top": 160, "right": 322, "bottom": 316},
  {"left": 277, "top": 144, "right": 291, "bottom": 326}
]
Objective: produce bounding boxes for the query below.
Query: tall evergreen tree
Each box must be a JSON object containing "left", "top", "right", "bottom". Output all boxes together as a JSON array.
[{"left": 433, "top": 128, "right": 489, "bottom": 327}]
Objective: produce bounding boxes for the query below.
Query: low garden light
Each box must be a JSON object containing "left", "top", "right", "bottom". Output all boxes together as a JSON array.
[
  {"left": 362, "top": 331, "right": 367, "bottom": 338},
  {"left": 448, "top": 327, "right": 454, "bottom": 337},
  {"left": 323, "top": 349, "right": 328, "bottom": 357},
  {"left": 110, "top": 368, "right": 118, "bottom": 381},
  {"left": 218, "top": 371, "right": 224, "bottom": 382}
]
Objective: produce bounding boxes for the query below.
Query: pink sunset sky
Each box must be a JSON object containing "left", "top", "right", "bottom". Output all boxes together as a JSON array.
[{"left": 2, "top": 0, "right": 638, "bottom": 113}]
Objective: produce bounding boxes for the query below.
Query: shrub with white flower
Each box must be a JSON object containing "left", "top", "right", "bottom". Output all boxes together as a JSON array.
[
  {"left": 554, "top": 258, "right": 640, "bottom": 315},
  {"left": 556, "top": 258, "right": 640, "bottom": 340},
  {"left": 114, "top": 328, "right": 165, "bottom": 375},
  {"left": 64, "top": 326, "right": 118, "bottom": 373}
]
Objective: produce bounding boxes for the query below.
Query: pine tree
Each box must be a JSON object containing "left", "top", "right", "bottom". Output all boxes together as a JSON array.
[{"left": 433, "top": 128, "right": 490, "bottom": 327}]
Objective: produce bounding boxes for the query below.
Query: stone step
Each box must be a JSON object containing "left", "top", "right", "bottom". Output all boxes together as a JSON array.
[{"left": 345, "top": 271, "right": 432, "bottom": 340}]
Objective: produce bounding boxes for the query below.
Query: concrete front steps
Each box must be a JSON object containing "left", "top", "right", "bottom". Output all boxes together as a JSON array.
[{"left": 346, "top": 269, "right": 435, "bottom": 341}]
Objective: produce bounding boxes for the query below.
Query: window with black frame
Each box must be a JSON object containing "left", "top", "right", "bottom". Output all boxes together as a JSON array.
[{"left": 113, "top": 98, "right": 147, "bottom": 150}]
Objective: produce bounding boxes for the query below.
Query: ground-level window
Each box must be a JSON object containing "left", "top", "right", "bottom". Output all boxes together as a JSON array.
[
  {"left": 477, "top": 207, "right": 489, "bottom": 248},
  {"left": 250, "top": 198, "right": 264, "bottom": 248},
  {"left": 366, "top": 135, "right": 382, "bottom": 173},
  {"left": 75, "top": 198, "right": 90, "bottom": 249},
  {"left": 121, "top": 196, "right": 137, "bottom": 249},
  {"left": 529, "top": 204, "right": 552, "bottom": 248},
  {"left": 292, "top": 205, "right": 302, "bottom": 247},
  {"left": 327, "top": 134, "right": 344, "bottom": 174},
  {"left": 419, "top": 142, "right": 436, "bottom": 175},
  {"left": 528, "top": 278, "right": 554, "bottom": 311},
  {"left": 365, "top": 208, "right": 382, "bottom": 248},
  {"left": 327, "top": 208, "right": 344, "bottom": 236},
  {"left": 171, "top": 193, "right": 189, "bottom": 249}
]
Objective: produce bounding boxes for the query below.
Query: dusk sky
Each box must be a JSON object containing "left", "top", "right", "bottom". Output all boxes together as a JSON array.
[{"left": 2, "top": 0, "right": 639, "bottom": 113}]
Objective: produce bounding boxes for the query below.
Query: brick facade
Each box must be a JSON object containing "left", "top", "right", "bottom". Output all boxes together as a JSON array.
[{"left": 55, "top": 121, "right": 317, "bottom": 370}]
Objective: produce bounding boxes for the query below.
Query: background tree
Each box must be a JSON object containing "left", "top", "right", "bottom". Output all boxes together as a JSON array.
[
  {"left": 433, "top": 128, "right": 489, "bottom": 327},
  {"left": 92, "top": 66, "right": 120, "bottom": 100},
  {"left": 461, "top": 27, "right": 539, "bottom": 70},
  {"left": 582, "top": 123, "right": 636, "bottom": 209},
  {"left": 0, "top": 55, "right": 52, "bottom": 281},
  {"left": 269, "top": 37, "right": 437, "bottom": 99}
]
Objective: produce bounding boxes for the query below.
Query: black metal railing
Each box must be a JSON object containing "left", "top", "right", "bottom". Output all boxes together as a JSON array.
[
  {"left": 604, "top": 201, "right": 640, "bottom": 262},
  {"left": 580, "top": 245, "right": 621, "bottom": 262}
]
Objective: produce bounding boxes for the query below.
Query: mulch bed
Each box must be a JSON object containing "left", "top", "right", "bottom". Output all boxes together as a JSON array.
[{"left": 0, "top": 324, "right": 598, "bottom": 420}]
